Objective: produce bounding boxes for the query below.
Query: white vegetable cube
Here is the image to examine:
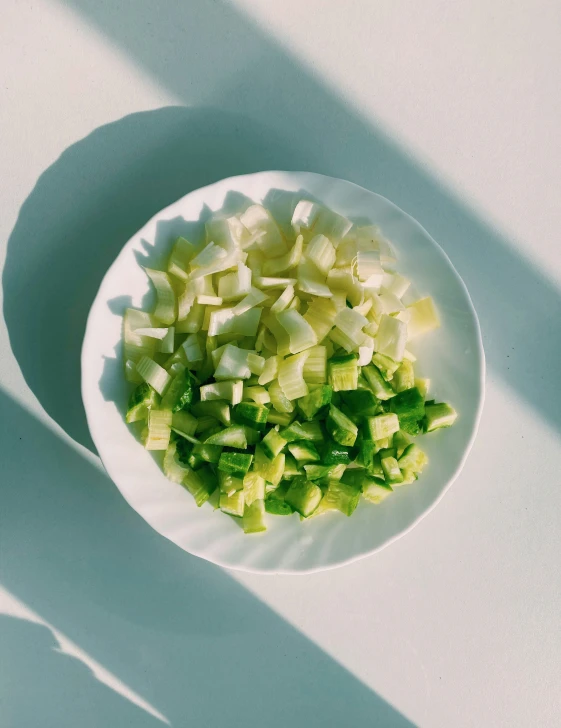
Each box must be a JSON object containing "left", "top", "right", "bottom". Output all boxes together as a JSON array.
[
  {"left": 406, "top": 297, "right": 440, "bottom": 339},
  {"left": 375, "top": 314, "right": 407, "bottom": 362},
  {"left": 306, "top": 234, "right": 336, "bottom": 275}
]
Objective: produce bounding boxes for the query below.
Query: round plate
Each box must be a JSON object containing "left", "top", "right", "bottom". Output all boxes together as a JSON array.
[{"left": 82, "top": 171, "right": 484, "bottom": 574}]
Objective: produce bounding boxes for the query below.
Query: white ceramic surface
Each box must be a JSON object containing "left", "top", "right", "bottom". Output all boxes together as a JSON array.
[{"left": 81, "top": 171, "right": 484, "bottom": 574}]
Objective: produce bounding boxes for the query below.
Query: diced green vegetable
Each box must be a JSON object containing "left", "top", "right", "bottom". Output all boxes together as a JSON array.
[
  {"left": 161, "top": 368, "right": 195, "bottom": 411},
  {"left": 192, "top": 400, "right": 231, "bottom": 426},
  {"left": 303, "top": 463, "right": 346, "bottom": 484},
  {"left": 367, "top": 413, "right": 400, "bottom": 441},
  {"left": 243, "top": 472, "right": 266, "bottom": 506},
  {"left": 126, "top": 383, "right": 159, "bottom": 423},
  {"left": 390, "top": 387, "right": 425, "bottom": 435},
  {"left": 183, "top": 465, "right": 216, "bottom": 507},
  {"left": 328, "top": 354, "right": 359, "bottom": 391},
  {"left": 393, "top": 430, "right": 411, "bottom": 458},
  {"left": 285, "top": 478, "right": 322, "bottom": 517},
  {"left": 362, "top": 364, "right": 395, "bottom": 400},
  {"left": 339, "top": 389, "right": 379, "bottom": 417},
  {"left": 372, "top": 353, "right": 400, "bottom": 382},
  {"left": 393, "top": 360, "right": 415, "bottom": 392},
  {"left": 144, "top": 409, "right": 172, "bottom": 450},
  {"left": 297, "top": 384, "right": 333, "bottom": 421},
  {"left": 287, "top": 441, "right": 321, "bottom": 465},
  {"left": 261, "top": 429, "right": 287, "bottom": 459},
  {"left": 232, "top": 402, "right": 269, "bottom": 431},
  {"left": 318, "top": 480, "right": 361, "bottom": 517},
  {"left": 280, "top": 420, "right": 323, "bottom": 442},
  {"left": 252, "top": 446, "right": 285, "bottom": 486},
  {"left": 220, "top": 490, "right": 245, "bottom": 517},
  {"left": 282, "top": 454, "right": 301, "bottom": 478},
  {"left": 219, "top": 470, "right": 244, "bottom": 496},
  {"left": 398, "top": 443, "right": 428, "bottom": 473},
  {"left": 204, "top": 425, "right": 247, "bottom": 449},
  {"left": 362, "top": 478, "right": 393, "bottom": 504},
  {"left": 243, "top": 499, "right": 267, "bottom": 533},
  {"left": 136, "top": 356, "right": 172, "bottom": 396},
  {"left": 326, "top": 405, "right": 358, "bottom": 447},
  {"left": 424, "top": 402, "right": 458, "bottom": 432},
  {"left": 381, "top": 456, "right": 403, "bottom": 484},
  {"left": 218, "top": 451, "right": 253, "bottom": 477},
  {"left": 322, "top": 438, "right": 353, "bottom": 465}
]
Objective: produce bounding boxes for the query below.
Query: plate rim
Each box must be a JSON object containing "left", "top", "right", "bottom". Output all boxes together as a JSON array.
[{"left": 81, "top": 170, "right": 486, "bottom": 575}]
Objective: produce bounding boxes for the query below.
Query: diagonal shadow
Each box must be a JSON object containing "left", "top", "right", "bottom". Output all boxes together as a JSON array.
[
  {"left": 0, "top": 388, "right": 414, "bottom": 728},
  {"left": 55, "top": 0, "right": 558, "bottom": 442}
]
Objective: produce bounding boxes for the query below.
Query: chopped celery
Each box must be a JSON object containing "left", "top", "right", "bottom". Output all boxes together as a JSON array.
[
  {"left": 306, "top": 234, "right": 336, "bottom": 275},
  {"left": 278, "top": 352, "right": 309, "bottom": 401},
  {"left": 145, "top": 268, "right": 176, "bottom": 325},
  {"left": 168, "top": 236, "right": 195, "bottom": 280},
  {"left": 218, "top": 451, "right": 253, "bottom": 477},
  {"left": 192, "top": 400, "right": 231, "bottom": 426},
  {"left": 136, "top": 356, "right": 171, "bottom": 396},
  {"left": 393, "top": 359, "right": 415, "bottom": 392},
  {"left": 261, "top": 429, "right": 287, "bottom": 459},
  {"left": 126, "top": 383, "right": 159, "bottom": 423},
  {"left": 243, "top": 499, "right": 267, "bottom": 533},
  {"left": 124, "top": 197, "right": 457, "bottom": 533},
  {"left": 362, "top": 364, "right": 395, "bottom": 400},
  {"left": 233, "top": 402, "right": 269, "bottom": 431},
  {"left": 269, "top": 380, "right": 295, "bottom": 414},
  {"left": 144, "top": 409, "right": 172, "bottom": 450},
  {"left": 371, "top": 352, "right": 400, "bottom": 382},
  {"left": 297, "top": 385, "right": 333, "bottom": 420},
  {"left": 376, "top": 314, "right": 407, "bottom": 362},
  {"left": 302, "top": 345, "right": 327, "bottom": 384},
  {"left": 424, "top": 402, "right": 458, "bottom": 432},
  {"left": 381, "top": 456, "right": 403, "bottom": 484},
  {"left": 389, "top": 387, "right": 425, "bottom": 435},
  {"left": 285, "top": 478, "right": 322, "bottom": 517},
  {"left": 328, "top": 354, "right": 359, "bottom": 392},
  {"left": 200, "top": 380, "right": 243, "bottom": 405},
  {"left": 367, "top": 413, "right": 400, "bottom": 441},
  {"left": 407, "top": 297, "right": 440, "bottom": 339},
  {"left": 326, "top": 405, "right": 358, "bottom": 447},
  {"left": 276, "top": 309, "right": 318, "bottom": 355}
]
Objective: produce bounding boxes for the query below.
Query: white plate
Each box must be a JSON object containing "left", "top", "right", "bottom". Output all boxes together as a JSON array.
[{"left": 82, "top": 171, "right": 484, "bottom": 574}]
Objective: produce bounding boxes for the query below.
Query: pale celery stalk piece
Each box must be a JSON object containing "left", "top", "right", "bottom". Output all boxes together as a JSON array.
[
  {"left": 278, "top": 351, "right": 310, "bottom": 400},
  {"left": 291, "top": 200, "right": 321, "bottom": 235},
  {"left": 378, "top": 292, "right": 405, "bottom": 314},
  {"left": 303, "top": 298, "right": 337, "bottom": 341},
  {"left": 375, "top": 314, "right": 407, "bottom": 362},
  {"left": 239, "top": 204, "right": 288, "bottom": 257},
  {"left": 214, "top": 345, "right": 252, "bottom": 380},
  {"left": 262, "top": 234, "right": 303, "bottom": 275},
  {"left": 232, "top": 286, "right": 269, "bottom": 315},
  {"left": 124, "top": 309, "right": 157, "bottom": 363},
  {"left": 168, "top": 236, "right": 195, "bottom": 281},
  {"left": 134, "top": 327, "right": 169, "bottom": 339},
  {"left": 276, "top": 309, "right": 318, "bottom": 355},
  {"left": 200, "top": 380, "right": 243, "bottom": 405},
  {"left": 270, "top": 284, "right": 295, "bottom": 314},
  {"left": 144, "top": 268, "right": 176, "bottom": 325},
  {"left": 368, "top": 413, "right": 400, "bottom": 440},
  {"left": 208, "top": 307, "right": 261, "bottom": 337},
  {"left": 197, "top": 295, "right": 223, "bottom": 306},
  {"left": 306, "top": 234, "right": 336, "bottom": 275},
  {"left": 254, "top": 276, "right": 297, "bottom": 289},
  {"left": 182, "top": 333, "right": 203, "bottom": 364},
  {"left": 407, "top": 297, "right": 441, "bottom": 339},
  {"left": 356, "top": 250, "right": 383, "bottom": 283},
  {"left": 136, "top": 356, "right": 171, "bottom": 395},
  {"left": 296, "top": 259, "right": 332, "bottom": 298},
  {"left": 302, "top": 345, "right": 327, "bottom": 384},
  {"left": 243, "top": 499, "right": 267, "bottom": 533},
  {"left": 268, "top": 379, "right": 295, "bottom": 414},
  {"left": 243, "top": 385, "right": 271, "bottom": 405},
  {"left": 218, "top": 262, "right": 252, "bottom": 301},
  {"left": 159, "top": 326, "right": 175, "bottom": 354},
  {"left": 144, "top": 409, "right": 172, "bottom": 450},
  {"left": 258, "top": 355, "right": 281, "bottom": 386}
]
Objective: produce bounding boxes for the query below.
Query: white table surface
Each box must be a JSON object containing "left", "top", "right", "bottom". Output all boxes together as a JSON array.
[{"left": 1, "top": 1, "right": 560, "bottom": 726}]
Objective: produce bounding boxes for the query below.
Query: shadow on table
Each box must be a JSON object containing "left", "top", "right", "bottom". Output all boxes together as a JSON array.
[
  {"left": 5, "top": 0, "right": 561, "bottom": 454},
  {"left": 0, "top": 388, "right": 414, "bottom": 728}
]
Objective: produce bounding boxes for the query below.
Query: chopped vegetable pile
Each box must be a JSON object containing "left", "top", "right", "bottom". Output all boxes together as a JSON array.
[{"left": 123, "top": 198, "right": 457, "bottom": 533}]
